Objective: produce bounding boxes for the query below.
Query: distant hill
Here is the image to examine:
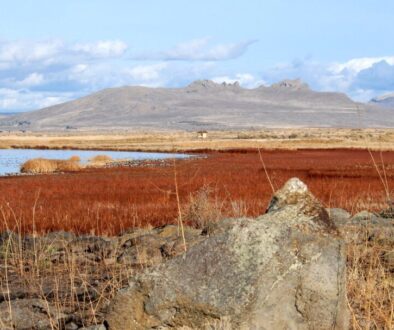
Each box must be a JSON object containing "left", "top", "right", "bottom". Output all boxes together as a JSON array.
[
  {"left": 370, "top": 93, "right": 394, "bottom": 108},
  {"left": 1, "top": 79, "right": 393, "bottom": 131}
]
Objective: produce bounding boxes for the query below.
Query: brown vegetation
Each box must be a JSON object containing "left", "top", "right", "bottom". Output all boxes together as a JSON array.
[
  {"left": 1, "top": 128, "right": 394, "bottom": 152},
  {"left": 3, "top": 148, "right": 394, "bottom": 235},
  {"left": 347, "top": 227, "right": 393, "bottom": 329},
  {"left": 183, "top": 185, "right": 224, "bottom": 229},
  {"left": 1, "top": 148, "right": 393, "bottom": 329},
  {"left": 20, "top": 157, "right": 82, "bottom": 174},
  {"left": 0, "top": 232, "right": 132, "bottom": 328},
  {"left": 69, "top": 155, "right": 81, "bottom": 162},
  {"left": 89, "top": 154, "right": 112, "bottom": 163}
]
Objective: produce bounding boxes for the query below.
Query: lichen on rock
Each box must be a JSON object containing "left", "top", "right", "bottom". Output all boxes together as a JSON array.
[{"left": 105, "top": 178, "right": 348, "bottom": 330}]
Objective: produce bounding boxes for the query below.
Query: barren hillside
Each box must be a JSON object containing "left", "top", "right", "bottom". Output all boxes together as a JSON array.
[{"left": 1, "top": 79, "right": 393, "bottom": 131}]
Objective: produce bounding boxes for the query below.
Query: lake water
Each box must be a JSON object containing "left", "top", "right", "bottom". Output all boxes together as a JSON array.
[{"left": 0, "top": 149, "right": 190, "bottom": 176}]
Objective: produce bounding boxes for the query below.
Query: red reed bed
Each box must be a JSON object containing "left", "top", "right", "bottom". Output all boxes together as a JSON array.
[{"left": 0, "top": 148, "right": 393, "bottom": 235}]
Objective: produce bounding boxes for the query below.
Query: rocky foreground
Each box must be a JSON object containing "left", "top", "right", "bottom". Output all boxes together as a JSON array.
[{"left": 0, "top": 178, "right": 393, "bottom": 329}]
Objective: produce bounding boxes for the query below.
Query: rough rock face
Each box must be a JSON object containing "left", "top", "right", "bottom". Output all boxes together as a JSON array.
[
  {"left": 105, "top": 178, "right": 348, "bottom": 330},
  {"left": 271, "top": 78, "right": 310, "bottom": 90},
  {"left": 0, "top": 299, "right": 69, "bottom": 329},
  {"left": 0, "top": 225, "right": 203, "bottom": 329}
]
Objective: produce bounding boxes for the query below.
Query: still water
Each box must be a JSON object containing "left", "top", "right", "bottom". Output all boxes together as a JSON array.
[{"left": 0, "top": 149, "right": 189, "bottom": 175}]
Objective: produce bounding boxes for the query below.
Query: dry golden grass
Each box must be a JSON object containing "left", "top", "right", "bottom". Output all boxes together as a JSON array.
[
  {"left": 86, "top": 154, "right": 114, "bottom": 169},
  {"left": 346, "top": 226, "right": 393, "bottom": 329},
  {"left": 20, "top": 158, "right": 82, "bottom": 174},
  {"left": 2, "top": 145, "right": 393, "bottom": 328},
  {"left": 1, "top": 128, "right": 394, "bottom": 152},
  {"left": 69, "top": 155, "right": 81, "bottom": 162},
  {"left": 0, "top": 230, "right": 133, "bottom": 328},
  {"left": 56, "top": 159, "right": 82, "bottom": 172},
  {"left": 20, "top": 158, "right": 59, "bottom": 174},
  {"left": 89, "top": 154, "right": 112, "bottom": 163},
  {"left": 183, "top": 185, "right": 224, "bottom": 229},
  {"left": 0, "top": 194, "right": 393, "bottom": 328}
]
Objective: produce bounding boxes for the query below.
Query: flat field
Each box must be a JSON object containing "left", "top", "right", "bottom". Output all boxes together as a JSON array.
[
  {"left": 1, "top": 148, "right": 393, "bottom": 235},
  {"left": 1, "top": 128, "right": 394, "bottom": 151}
]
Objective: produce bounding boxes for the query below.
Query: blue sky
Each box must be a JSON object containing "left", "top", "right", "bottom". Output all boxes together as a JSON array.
[{"left": 1, "top": 0, "right": 394, "bottom": 112}]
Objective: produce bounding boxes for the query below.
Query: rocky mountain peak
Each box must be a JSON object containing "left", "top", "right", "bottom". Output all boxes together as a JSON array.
[
  {"left": 187, "top": 79, "right": 220, "bottom": 89},
  {"left": 187, "top": 79, "right": 241, "bottom": 91},
  {"left": 271, "top": 79, "right": 310, "bottom": 91}
]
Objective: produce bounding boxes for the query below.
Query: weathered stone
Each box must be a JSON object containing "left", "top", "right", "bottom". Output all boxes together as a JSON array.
[
  {"left": 117, "top": 226, "right": 204, "bottom": 266},
  {"left": 80, "top": 324, "right": 107, "bottom": 330},
  {"left": 117, "top": 244, "right": 163, "bottom": 267},
  {"left": 379, "top": 206, "right": 394, "bottom": 218},
  {"left": 65, "top": 321, "right": 79, "bottom": 330},
  {"left": 0, "top": 298, "right": 69, "bottom": 329},
  {"left": 105, "top": 178, "right": 348, "bottom": 330},
  {"left": 68, "top": 236, "right": 116, "bottom": 262},
  {"left": 117, "top": 234, "right": 164, "bottom": 267},
  {"left": 351, "top": 210, "right": 380, "bottom": 222},
  {"left": 327, "top": 208, "right": 351, "bottom": 226},
  {"left": 339, "top": 218, "right": 394, "bottom": 246},
  {"left": 382, "top": 250, "right": 394, "bottom": 271}
]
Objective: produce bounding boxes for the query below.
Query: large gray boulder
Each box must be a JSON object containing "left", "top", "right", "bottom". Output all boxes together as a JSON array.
[{"left": 105, "top": 178, "right": 348, "bottom": 329}]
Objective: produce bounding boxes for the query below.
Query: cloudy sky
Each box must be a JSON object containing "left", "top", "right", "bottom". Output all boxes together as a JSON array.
[{"left": 1, "top": 0, "right": 394, "bottom": 112}]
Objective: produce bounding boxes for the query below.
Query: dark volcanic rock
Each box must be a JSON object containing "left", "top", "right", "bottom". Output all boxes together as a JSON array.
[
  {"left": 105, "top": 178, "right": 348, "bottom": 330},
  {"left": 0, "top": 299, "right": 69, "bottom": 329}
]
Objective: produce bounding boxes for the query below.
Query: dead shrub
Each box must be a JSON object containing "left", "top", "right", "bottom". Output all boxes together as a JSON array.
[
  {"left": 20, "top": 158, "right": 59, "bottom": 174},
  {"left": 346, "top": 226, "right": 393, "bottom": 329},
  {"left": 69, "top": 155, "right": 81, "bottom": 162},
  {"left": 230, "top": 200, "right": 249, "bottom": 218},
  {"left": 183, "top": 185, "right": 223, "bottom": 229},
  {"left": 56, "top": 160, "right": 82, "bottom": 172},
  {"left": 20, "top": 158, "right": 81, "bottom": 174},
  {"left": 89, "top": 154, "right": 112, "bottom": 163}
]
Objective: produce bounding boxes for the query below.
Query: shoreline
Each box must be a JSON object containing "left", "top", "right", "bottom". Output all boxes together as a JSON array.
[{"left": 1, "top": 154, "right": 203, "bottom": 178}]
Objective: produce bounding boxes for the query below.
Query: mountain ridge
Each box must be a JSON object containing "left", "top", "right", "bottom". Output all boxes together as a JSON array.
[
  {"left": 370, "top": 92, "right": 394, "bottom": 108},
  {"left": 1, "top": 79, "right": 393, "bottom": 131}
]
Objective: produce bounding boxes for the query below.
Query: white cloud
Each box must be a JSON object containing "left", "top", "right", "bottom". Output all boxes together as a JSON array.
[
  {"left": 126, "top": 63, "right": 167, "bottom": 81},
  {"left": 17, "top": 73, "right": 45, "bottom": 87},
  {"left": 134, "top": 38, "right": 257, "bottom": 61},
  {"left": 212, "top": 73, "right": 266, "bottom": 88},
  {"left": 257, "top": 56, "right": 394, "bottom": 101},
  {"left": 0, "top": 40, "right": 63, "bottom": 66},
  {"left": 0, "top": 88, "right": 73, "bottom": 111},
  {"left": 72, "top": 40, "right": 128, "bottom": 58},
  {"left": 351, "top": 60, "right": 394, "bottom": 92},
  {"left": 0, "top": 39, "right": 129, "bottom": 70},
  {"left": 331, "top": 56, "right": 394, "bottom": 74},
  {"left": 71, "top": 64, "right": 88, "bottom": 74},
  {"left": 2, "top": 36, "right": 394, "bottom": 111}
]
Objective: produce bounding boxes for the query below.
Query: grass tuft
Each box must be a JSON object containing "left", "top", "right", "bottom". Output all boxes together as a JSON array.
[
  {"left": 20, "top": 158, "right": 82, "bottom": 174},
  {"left": 89, "top": 155, "right": 112, "bottom": 163}
]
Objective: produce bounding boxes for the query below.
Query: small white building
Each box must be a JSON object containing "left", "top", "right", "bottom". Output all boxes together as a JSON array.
[{"left": 197, "top": 130, "right": 208, "bottom": 139}]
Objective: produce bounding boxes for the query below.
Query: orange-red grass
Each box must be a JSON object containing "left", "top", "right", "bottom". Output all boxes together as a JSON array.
[{"left": 0, "top": 148, "right": 393, "bottom": 235}]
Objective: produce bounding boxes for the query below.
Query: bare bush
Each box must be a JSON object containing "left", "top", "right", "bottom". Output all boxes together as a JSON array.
[
  {"left": 69, "top": 155, "right": 81, "bottom": 162},
  {"left": 20, "top": 158, "right": 59, "bottom": 174},
  {"left": 346, "top": 226, "right": 393, "bottom": 329},
  {"left": 230, "top": 200, "right": 248, "bottom": 218},
  {"left": 20, "top": 158, "right": 81, "bottom": 174},
  {"left": 183, "top": 185, "right": 223, "bottom": 229},
  {"left": 56, "top": 160, "right": 82, "bottom": 172},
  {"left": 89, "top": 155, "right": 112, "bottom": 163}
]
